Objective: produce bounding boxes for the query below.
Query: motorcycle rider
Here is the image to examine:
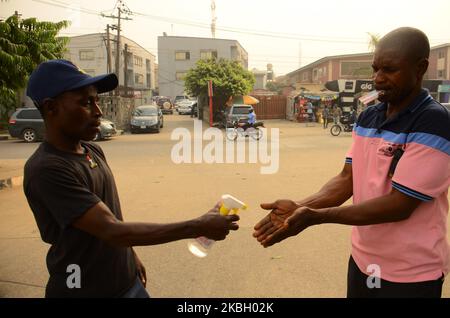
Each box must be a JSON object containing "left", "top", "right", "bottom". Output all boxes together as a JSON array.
[{"left": 242, "top": 108, "right": 256, "bottom": 131}]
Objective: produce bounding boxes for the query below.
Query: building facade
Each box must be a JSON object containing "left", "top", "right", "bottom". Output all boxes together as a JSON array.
[
  {"left": 283, "top": 43, "right": 450, "bottom": 88},
  {"left": 426, "top": 43, "right": 450, "bottom": 81},
  {"left": 65, "top": 33, "right": 157, "bottom": 100},
  {"left": 157, "top": 35, "right": 248, "bottom": 98},
  {"left": 252, "top": 68, "right": 267, "bottom": 90}
]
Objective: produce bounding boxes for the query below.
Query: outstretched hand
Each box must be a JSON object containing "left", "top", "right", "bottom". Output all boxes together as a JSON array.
[
  {"left": 261, "top": 207, "right": 316, "bottom": 247},
  {"left": 254, "top": 200, "right": 317, "bottom": 247},
  {"left": 253, "top": 200, "right": 299, "bottom": 243}
]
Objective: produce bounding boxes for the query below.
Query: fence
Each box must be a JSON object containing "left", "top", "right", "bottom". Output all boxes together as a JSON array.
[
  {"left": 98, "top": 96, "right": 147, "bottom": 131},
  {"left": 251, "top": 95, "right": 286, "bottom": 119}
]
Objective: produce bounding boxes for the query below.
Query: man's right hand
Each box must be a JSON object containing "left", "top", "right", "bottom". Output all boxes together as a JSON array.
[
  {"left": 196, "top": 204, "right": 240, "bottom": 241},
  {"left": 253, "top": 199, "right": 300, "bottom": 244}
]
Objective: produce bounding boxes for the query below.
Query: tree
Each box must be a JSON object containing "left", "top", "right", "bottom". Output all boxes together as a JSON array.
[
  {"left": 367, "top": 32, "right": 380, "bottom": 52},
  {"left": 184, "top": 58, "right": 255, "bottom": 115},
  {"left": 0, "top": 14, "right": 69, "bottom": 125}
]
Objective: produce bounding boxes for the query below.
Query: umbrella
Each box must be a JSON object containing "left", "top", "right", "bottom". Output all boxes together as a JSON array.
[{"left": 230, "top": 95, "right": 260, "bottom": 105}]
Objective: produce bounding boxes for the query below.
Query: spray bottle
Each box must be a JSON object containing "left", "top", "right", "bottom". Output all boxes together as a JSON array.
[{"left": 188, "top": 194, "right": 247, "bottom": 258}]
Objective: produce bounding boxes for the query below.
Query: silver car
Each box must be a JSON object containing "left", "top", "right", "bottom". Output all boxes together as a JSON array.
[
  {"left": 130, "top": 105, "right": 164, "bottom": 133},
  {"left": 177, "top": 100, "right": 196, "bottom": 115}
]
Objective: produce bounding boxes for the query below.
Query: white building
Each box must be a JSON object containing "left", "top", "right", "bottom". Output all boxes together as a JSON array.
[
  {"left": 65, "top": 33, "right": 157, "bottom": 100},
  {"left": 157, "top": 35, "right": 248, "bottom": 98},
  {"left": 252, "top": 68, "right": 267, "bottom": 90}
]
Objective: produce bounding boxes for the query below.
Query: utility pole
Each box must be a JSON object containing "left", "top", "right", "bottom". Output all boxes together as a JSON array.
[
  {"left": 115, "top": 7, "right": 121, "bottom": 95},
  {"left": 106, "top": 24, "right": 112, "bottom": 74},
  {"left": 211, "top": 0, "right": 216, "bottom": 38},
  {"left": 124, "top": 43, "right": 128, "bottom": 97},
  {"left": 101, "top": 1, "right": 132, "bottom": 96}
]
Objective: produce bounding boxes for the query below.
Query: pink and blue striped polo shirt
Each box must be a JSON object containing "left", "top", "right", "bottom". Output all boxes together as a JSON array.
[{"left": 346, "top": 89, "right": 450, "bottom": 282}]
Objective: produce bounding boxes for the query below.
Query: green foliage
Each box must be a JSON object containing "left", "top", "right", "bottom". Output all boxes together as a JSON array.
[
  {"left": 0, "top": 14, "right": 69, "bottom": 119},
  {"left": 266, "top": 81, "right": 286, "bottom": 94},
  {"left": 184, "top": 58, "right": 255, "bottom": 100}
]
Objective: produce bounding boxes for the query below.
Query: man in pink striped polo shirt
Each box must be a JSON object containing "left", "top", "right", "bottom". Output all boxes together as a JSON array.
[{"left": 254, "top": 27, "right": 450, "bottom": 297}]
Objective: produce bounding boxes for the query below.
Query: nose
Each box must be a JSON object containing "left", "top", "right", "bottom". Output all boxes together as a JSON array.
[
  {"left": 373, "top": 70, "right": 385, "bottom": 85},
  {"left": 92, "top": 100, "right": 102, "bottom": 117}
]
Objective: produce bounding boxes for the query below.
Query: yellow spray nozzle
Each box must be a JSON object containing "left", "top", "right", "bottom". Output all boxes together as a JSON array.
[{"left": 219, "top": 194, "right": 247, "bottom": 216}]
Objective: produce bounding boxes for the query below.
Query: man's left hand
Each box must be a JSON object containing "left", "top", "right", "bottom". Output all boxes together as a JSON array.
[
  {"left": 260, "top": 207, "right": 317, "bottom": 248},
  {"left": 134, "top": 253, "right": 147, "bottom": 288}
]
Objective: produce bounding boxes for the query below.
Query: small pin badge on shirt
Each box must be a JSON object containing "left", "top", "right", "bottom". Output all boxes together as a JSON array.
[{"left": 86, "top": 154, "right": 98, "bottom": 169}]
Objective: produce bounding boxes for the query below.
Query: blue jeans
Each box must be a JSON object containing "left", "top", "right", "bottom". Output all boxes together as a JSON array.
[{"left": 121, "top": 277, "right": 150, "bottom": 298}]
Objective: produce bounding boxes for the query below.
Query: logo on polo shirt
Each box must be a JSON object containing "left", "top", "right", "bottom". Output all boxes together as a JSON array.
[{"left": 377, "top": 142, "right": 404, "bottom": 157}]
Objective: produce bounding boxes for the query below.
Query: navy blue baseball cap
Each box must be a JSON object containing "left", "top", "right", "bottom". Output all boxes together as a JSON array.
[{"left": 26, "top": 59, "right": 118, "bottom": 107}]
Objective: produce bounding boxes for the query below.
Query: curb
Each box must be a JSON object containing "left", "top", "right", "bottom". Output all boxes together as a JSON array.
[
  {"left": 0, "top": 176, "right": 23, "bottom": 190},
  {"left": 0, "top": 136, "right": 9, "bottom": 141}
]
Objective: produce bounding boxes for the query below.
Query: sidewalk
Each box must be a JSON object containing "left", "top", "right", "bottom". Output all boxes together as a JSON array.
[{"left": 0, "top": 159, "right": 25, "bottom": 190}]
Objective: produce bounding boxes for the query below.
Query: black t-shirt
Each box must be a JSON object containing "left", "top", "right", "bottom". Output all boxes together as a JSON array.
[{"left": 24, "top": 141, "right": 136, "bottom": 297}]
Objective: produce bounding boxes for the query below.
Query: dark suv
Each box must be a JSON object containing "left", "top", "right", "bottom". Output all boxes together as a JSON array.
[
  {"left": 8, "top": 108, "right": 45, "bottom": 142},
  {"left": 8, "top": 107, "right": 117, "bottom": 142},
  {"left": 156, "top": 97, "right": 173, "bottom": 114}
]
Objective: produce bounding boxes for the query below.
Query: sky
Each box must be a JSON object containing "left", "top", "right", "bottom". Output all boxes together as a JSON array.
[{"left": 1, "top": 0, "right": 450, "bottom": 76}]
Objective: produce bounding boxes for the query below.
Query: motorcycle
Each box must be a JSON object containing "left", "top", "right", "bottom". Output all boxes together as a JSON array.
[
  {"left": 226, "top": 121, "right": 265, "bottom": 141},
  {"left": 330, "top": 114, "right": 355, "bottom": 136}
]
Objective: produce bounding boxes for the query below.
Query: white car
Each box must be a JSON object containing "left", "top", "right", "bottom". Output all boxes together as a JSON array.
[{"left": 177, "top": 100, "right": 196, "bottom": 115}]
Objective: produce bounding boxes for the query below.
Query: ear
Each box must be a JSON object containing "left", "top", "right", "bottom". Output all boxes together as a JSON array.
[
  {"left": 41, "top": 98, "right": 59, "bottom": 118},
  {"left": 416, "top": 58, "right": 429, "bottom": 78}
]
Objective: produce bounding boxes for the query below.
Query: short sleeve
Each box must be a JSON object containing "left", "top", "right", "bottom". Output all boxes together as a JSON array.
[
  {"left": 26, "top": 164, "right": 101, "bottom": 229},
  {"left": 392, "top": 135, "right": 450, "bottom": 201},
  {"left": 345, "top": 133, "right": 356, "bottom": 165}
]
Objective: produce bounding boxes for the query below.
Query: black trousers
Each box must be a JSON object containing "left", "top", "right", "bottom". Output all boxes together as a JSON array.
[{"left": 347, "top": 255, "right": 444, "bottom": 298}]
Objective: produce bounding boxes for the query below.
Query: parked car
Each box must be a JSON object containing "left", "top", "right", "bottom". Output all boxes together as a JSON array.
[
  {"left": 8, "top": 107, "right": 117, "bottom": 142},
  {"left": 177, "top": 99, "right": 197, "bottom": 115},
  {"left": 94, "top": 118, "right": 117, "bottom": 141},
  {"left": 225, "top": 104, "right": 254, "bottom": 126},
  {"left": 130, "top": 105, "right": 164, "bottom": 133},
  {"left": 173, "top": 95, "right": 189, "bottom": 106},
  {"left": 156, "top": 97, "right": 173, "bottom": 114},
  {"left": 8, "top": 107, "right": 45, "bottom": 142}
]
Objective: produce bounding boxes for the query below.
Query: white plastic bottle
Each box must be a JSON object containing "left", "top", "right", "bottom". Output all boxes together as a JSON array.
[{"left": 187, "top": 194, "right": 247, "bottom": 258}]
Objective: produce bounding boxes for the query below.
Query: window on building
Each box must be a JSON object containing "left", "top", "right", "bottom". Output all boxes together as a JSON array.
[
  {"left": 200, "top": 50, "right": 218, "bottom": 60},
  {"left": 146, "top": 74, "right": 151, "bottom": 88},
  {"left": 146, "top": 59, "right": 151, "bottom": 72},
  {"left": 302, "top": 72, "right": 308, "bottom": 81},
  {"left": 438, "top": 51, "right": 445, "bottom": 59},
  {"left": 175, "top": 51, "right": 190, "bottom": 60},
  {"left": 134, "top": 73, "right": 144, "bottom": 85},
  {"left": 340, "top": 61, "right": 372, "bottom": 77},
  {"left": 134, "top": 56, "right": 143, "bottom": 67},
  {"left": 176, "top": 72, "right": 187, "bottom": 81},
  {"left": 438, "top": 70, "right": 445, "bottom": 78},
  {"left": 313, "top": 69, "right": 318, "bottom": 80},
  {"left": 79, "top": 50, "right": 95, "bottom": 60}
]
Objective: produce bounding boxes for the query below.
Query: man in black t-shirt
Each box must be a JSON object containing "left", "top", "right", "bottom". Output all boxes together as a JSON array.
[{"left": 24, "top": 60, "right": 240, "bottom": 297}]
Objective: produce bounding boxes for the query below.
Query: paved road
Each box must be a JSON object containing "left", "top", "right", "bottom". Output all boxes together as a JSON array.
[{"left": 1, "top": 115, "right": 449, "bottom": 297}]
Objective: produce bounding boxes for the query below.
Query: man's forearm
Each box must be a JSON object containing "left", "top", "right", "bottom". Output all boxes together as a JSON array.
[
  {"left": 311, "top": 190, "right": 420, "bottom": 226},
  {"left": 104, "top": 219, "right": 200, "bottom": 247},
  {"left": 296, "top": 168, "right": 353, "bottom": 209}
]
